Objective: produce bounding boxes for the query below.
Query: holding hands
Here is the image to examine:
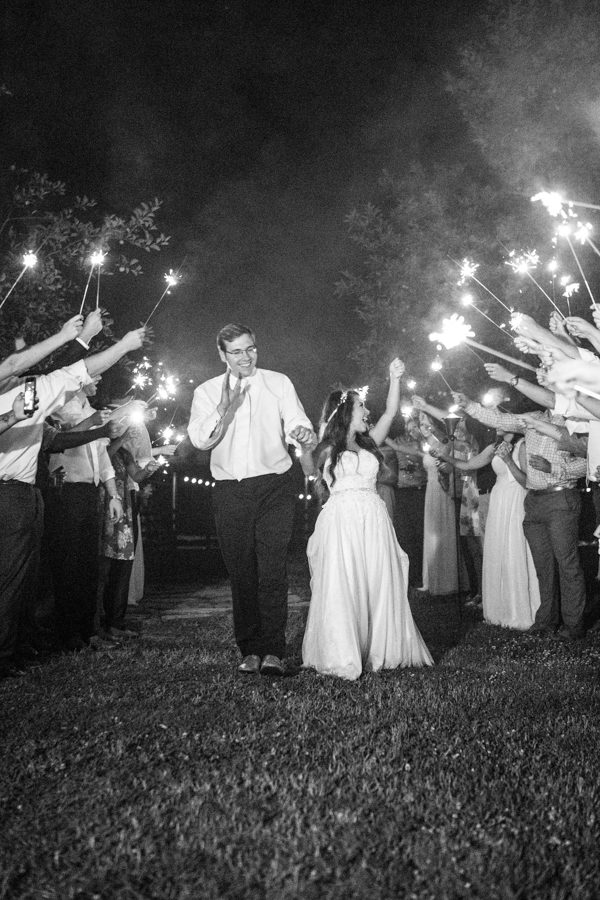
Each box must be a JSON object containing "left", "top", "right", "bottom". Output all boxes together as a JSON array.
[{"left": 290, "top": 425, "right": 317, "bottom": 449}]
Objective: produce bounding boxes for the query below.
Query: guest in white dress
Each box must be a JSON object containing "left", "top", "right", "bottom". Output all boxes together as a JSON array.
[
  {"left": 301, "top": 359, "right": 433, "bottom": 680},
  {"left": 434, "top": 434, "right": 541, "bottom": 628},
  {"left": 483, "top": 439, "right": 541, "bottom": 629}
]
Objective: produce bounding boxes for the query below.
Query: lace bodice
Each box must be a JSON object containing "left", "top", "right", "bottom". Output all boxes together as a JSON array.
[{"left": 324, "top": 448, "right": 379, "bottom": 493}]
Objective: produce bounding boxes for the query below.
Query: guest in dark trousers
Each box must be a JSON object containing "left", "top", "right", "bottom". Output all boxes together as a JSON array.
[
  {"left": 188, "top": 323, "right": 316, "bottom": 675},
  {"left": 386, "top": 418, "right": 427, "bottom": 586}
]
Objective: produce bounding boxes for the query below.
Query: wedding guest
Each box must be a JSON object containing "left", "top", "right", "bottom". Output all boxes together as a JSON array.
[
  {"left": 100, "top": 422, "right": 158, "bottom": 638},
  {"left": 46, "top": 380, "right": 123, "bottom": 651},
  {"left": 435, "top": 433, "right": 540, "bottom": 628},
  {"left": 454, "top": 372, "right": 588, "bottom": 641},
  {"left": 385, "top": 416, "right": 427, "bottom": 586},
  {"left": 0, "top": 327, "right": 146, "bottom": 677},
  {"left": 188, "top": 323, "right": 316, "bottom": 676},
  {"left": 301, "top": 360, "right": 433, "bottom": 680}
]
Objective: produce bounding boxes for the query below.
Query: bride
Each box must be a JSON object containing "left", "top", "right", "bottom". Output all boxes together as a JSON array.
[{"left": 301, "top": 359, "right": 433, "bottom": 680}]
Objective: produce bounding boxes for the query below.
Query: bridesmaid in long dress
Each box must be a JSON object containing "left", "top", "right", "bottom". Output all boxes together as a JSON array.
[{"left": 418, "top": 415, "right": 469, "bottom": 596}]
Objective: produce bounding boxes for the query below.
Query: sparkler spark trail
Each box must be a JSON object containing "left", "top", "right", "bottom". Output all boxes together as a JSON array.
[
  {"left": 455, "top": 257, "right": 512, "bottom": 313},
  {"left": 90, "top": 251, "right": 106, "bottom": 309},
  {"left": 430, "top": 315, "right": 536, "bottom": 372},
  {"left": 78, "top": 250, "right": 106, "bottom": 315},
  {"left": 559, "top": 229, "right": 599, "bottom": 311},
  {"left": 505, "top": 249, "right": 567, "bottom": 320},
  {"left": 461, "top": 294, "right": 512, "bottom": 339},
  {"left": 143, "top": 270, "right": 181, "bottom": 326},
  {"left": 430, "top": 357, "right": 454, "bottom": 392},
  {"left": 0, "top": 251, "right": 38, "bottom": 310}
]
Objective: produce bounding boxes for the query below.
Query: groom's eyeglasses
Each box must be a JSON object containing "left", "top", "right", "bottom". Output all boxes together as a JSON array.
[{"left": 225, "top": 345, "right": 258, "bottom": 358}]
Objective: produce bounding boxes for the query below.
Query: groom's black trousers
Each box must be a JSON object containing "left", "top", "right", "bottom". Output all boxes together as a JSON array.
[{"left": 212, "top": 470, "right": 296, "bottom": 658}]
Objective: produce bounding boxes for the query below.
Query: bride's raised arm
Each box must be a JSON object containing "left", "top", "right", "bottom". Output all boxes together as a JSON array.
[{"left": 370, "top": 358, "right": 404, "bottom": 446}]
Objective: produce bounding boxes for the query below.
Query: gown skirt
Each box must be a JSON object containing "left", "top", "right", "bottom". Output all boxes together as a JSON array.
[{"left": 302, "top": 450, "right": 433, "bottom": 680}]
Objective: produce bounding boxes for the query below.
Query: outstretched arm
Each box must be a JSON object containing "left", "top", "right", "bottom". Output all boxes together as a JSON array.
[
  {"left": 0, "top": 315, "right": 83, "bottom": 382},
  {"left": 84, "top": 328, "right": 146, "bottom": 378},
  {"left": 431, "top": 442, "right": 495, "bottom": 472}
]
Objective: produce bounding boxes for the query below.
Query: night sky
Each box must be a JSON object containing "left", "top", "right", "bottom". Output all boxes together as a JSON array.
[{"left": 2, "top": 0, "right": 476, "bottom": 418}]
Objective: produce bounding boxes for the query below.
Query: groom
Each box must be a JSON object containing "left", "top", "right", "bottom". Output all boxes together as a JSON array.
[{"left": 187, "top": 323, "right": 315, "bottom": 675}]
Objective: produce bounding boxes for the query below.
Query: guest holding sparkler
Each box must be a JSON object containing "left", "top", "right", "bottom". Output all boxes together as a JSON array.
[
  {"left": 453, "top": 364, "right": 588, "bottom": 641},
  {"left": 188, "top": 323, "right": 316, "bottom": 676},
  {"left": 385, "top": 415, "right": 427, "bottom": 584},
  {"left": 411, "top": 397, "right": 476, "bottom": 598},
  {"left": 100, "top": 420, "right": 159, "bottom": 640},
  {"left": 301, "top": 360, "right": 433, "bottom": 680},
  {"left": 0, "top": 325, "right": 146, "bottom": 676},
  {"left": 433, "top": 431, "right": 540, "bottom": 629}
]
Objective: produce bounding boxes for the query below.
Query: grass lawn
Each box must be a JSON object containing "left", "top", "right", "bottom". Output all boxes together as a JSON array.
[{"left": 1, "top": 553, "right": 600, "bottom": 900}]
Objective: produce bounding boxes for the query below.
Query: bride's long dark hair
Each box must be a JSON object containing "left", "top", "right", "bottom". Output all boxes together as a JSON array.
[{"left": 317, "top": 389, "right": 382, "bottom": 489}]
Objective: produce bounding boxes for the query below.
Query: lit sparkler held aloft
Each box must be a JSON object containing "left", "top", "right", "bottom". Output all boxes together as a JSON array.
[
  {"left": 460, "top": 292, "right": 511, "bottom": 339},
  {"left": 505, "top": 249, "right": 567, "bottom": 320},
  {"left": 555, "top": 224, "right": 599, "bottom": 310},
  {"left": 456, "top": 257, "right": 512, "bottom": 313},
  {"left": 0, "top": 251, "right": 38, "bottom": 310},
  {"left": 429, "top": 355, "right": 454, "bottom": 392},
  {"left": 78, "top": 250, "right": 106, "bottom": 315},
  {"left": 143, "top": 270, "right": 180, "bottom": 327},
  {"left": 430, "top": 314, "right": 536, "bottom": 373}
]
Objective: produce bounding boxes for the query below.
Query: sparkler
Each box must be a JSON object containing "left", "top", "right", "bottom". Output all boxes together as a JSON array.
[
  {"left": 143, "top": 270, "right": 180, "bottom": 327},
  {"left": 556, "top": 224, "right": 599, "bottom": 310},
  {"left": 430, "top": 314, "right": 536, "bottom": 372},
  {"left": 532, "top": 191, "right": 600, "bottom": 216},
  {"left": 456, "top": 257, "right": 512, "bottom": 313},
  {"left": 505, "top": 249, "right": 567, "bottom": 320},
  {"left": 460, "top": 293, "right": 511, "bottom": 339},
  {"left": 430, "top": 356, "right": 454, "bottom": 392},
  {"left": 0, "top": 251, "right": 38, "bottom": 310},
  {"left": 79, "top": 250, "right": 106, "bottom": 315}
]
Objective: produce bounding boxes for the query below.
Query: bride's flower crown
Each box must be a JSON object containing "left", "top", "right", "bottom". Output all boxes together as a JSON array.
[{"left": 326, "top": 385, "right": 369, "bottom": 425}]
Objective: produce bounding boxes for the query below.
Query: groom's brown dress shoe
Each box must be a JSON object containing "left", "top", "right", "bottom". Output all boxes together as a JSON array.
[
  {"left": 238, "top": 654, "right": 261, "bottom": 674},
  {"left": 260, "top": 654, "right": 285, "bottom": 676}
]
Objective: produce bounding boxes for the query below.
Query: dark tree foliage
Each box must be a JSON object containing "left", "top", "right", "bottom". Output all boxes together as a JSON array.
[{"left": 0, "top": 167, "right": 169, "bottom": 358}]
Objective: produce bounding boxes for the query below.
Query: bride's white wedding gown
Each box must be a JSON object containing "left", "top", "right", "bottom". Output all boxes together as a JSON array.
[{"left": 302, "top": 449, "right": 433, "bottom": 680}]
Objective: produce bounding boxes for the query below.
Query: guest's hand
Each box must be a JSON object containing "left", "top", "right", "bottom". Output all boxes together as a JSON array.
[
  {"left": 451, "top": 391, "right": 469, "bottom": 409},
  {"left": 494, "top": 441, "right": 512, "bottom": 459},
  {"left": 484, "top": 363, "right": 513, "bottom": 383},
  {"left": 80, "top": 308, "right": 104, "bottom": 342},
  {"left": 12, "top": 391, "right": 38, "bottom": 420},
  {"left": 411, "top": 394, "right": 426, "bottom": 409},
  {"left": 143, "top": 460, "right": 161, "bottom": 477},
  {"left": 59, "top": 314, "right": 84, "bottom": 342},
  {"left": 389, "top": 358, "right": 405, "bottom": 380},
  {"left": 107, "top": 420, "right": 128, "bottom": 439},
  {"left": 528, "top": 454, "right": 552, "bottom": 473},
  {"left": 108, "top": 496, "right": 123, "bottom": 522},
  {"left": 122, "top": 327, "right": 146, "bottom": 352}
]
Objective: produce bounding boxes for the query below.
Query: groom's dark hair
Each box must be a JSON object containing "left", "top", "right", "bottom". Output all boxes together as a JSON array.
[{"left": 217, "top": 323, "right": 256, "bottom": 352}]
